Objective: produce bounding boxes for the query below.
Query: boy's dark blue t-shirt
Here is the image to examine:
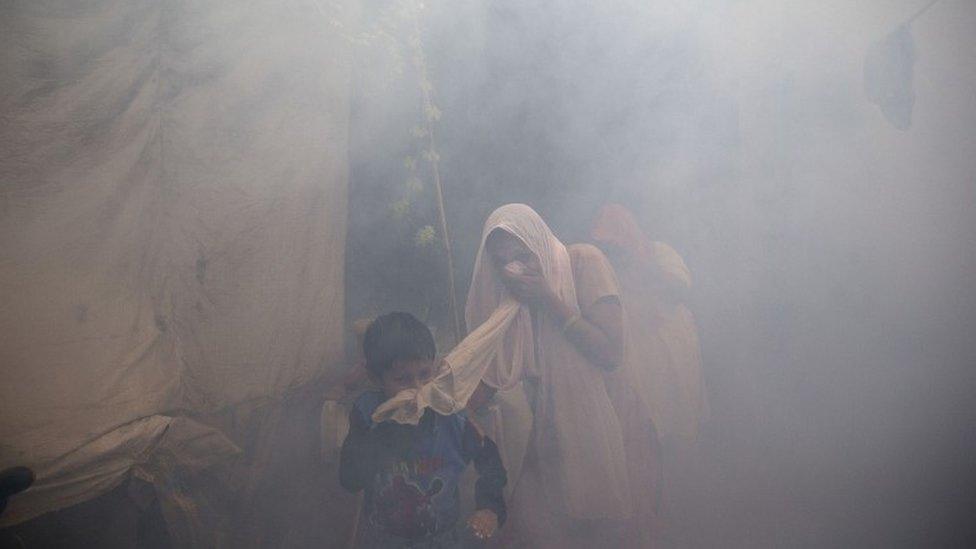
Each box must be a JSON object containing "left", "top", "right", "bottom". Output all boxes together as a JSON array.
[{"left": 339, "top": 390, "right": 506, "bottom": 540}]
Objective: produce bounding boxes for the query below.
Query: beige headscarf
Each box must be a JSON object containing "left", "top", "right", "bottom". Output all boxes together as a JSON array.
[{"left": 376, "top": 204, "right": 632, "bottom": 519}]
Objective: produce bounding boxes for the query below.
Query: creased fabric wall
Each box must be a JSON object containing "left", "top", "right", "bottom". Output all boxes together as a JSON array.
[{"left": 0, "top": 0, "right": 350, "bottom": 525}]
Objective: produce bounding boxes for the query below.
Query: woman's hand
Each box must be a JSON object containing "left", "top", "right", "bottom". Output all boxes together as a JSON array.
[
  {"left": 467, "top": 509, "right": 499, "bottom": 540},
  {"left": 499, "top": 264, "right": 554, "bottom": 307}
]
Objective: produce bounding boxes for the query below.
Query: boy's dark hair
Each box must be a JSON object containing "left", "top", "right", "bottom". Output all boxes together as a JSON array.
[{"left": 363, "top": 312, "right": 436, "bottom": 377}]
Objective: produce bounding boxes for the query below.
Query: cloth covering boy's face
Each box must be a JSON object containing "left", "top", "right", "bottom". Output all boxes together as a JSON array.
[{"left": 373, "top": 358, "right": 435, "bottom": 399}]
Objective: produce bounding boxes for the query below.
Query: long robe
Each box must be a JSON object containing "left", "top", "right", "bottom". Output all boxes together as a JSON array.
[
  {"left": 569, "top": 243, "right": 662, "bottom": 548},
  {"left": 591, "top": 204, "right": 707, "bottom": 445}
]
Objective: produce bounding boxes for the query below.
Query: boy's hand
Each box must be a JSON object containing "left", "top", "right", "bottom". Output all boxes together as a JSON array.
[{"left": 467, "top": 509, "right": 498, "bottom": 540}]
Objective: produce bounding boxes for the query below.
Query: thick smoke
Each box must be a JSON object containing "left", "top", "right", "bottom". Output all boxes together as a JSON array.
[
  {"left": 1, "top": 0, "right": 972, "bottom": 546},
  {"left": 346, "top": 0, "right": 976, "bottom": 545}
]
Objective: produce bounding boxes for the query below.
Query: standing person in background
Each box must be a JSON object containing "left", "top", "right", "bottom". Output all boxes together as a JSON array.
[
  {"left": 590, "top": 204, "right": 708, "bottom": 521},
  {"left": 566, "top": 242, "right": 662, "bottom": 548}
]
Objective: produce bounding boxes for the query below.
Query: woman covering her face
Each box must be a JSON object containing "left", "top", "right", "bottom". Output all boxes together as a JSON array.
[{"left": 465, "top": 204, "right": 660, "bottom": 548}]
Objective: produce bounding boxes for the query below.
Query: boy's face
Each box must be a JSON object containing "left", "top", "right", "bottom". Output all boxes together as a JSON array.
[{"left": 379, "top": 359, "right": 435, "bottom": 398}]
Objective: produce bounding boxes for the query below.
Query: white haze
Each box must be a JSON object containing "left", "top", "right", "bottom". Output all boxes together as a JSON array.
[{"left": 346, "top": 0, "right": 976, "bottom": 545}]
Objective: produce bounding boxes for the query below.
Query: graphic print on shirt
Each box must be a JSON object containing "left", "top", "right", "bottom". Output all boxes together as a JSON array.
[{"left": 374, "top": 470, "right": 445, "bottom": 539}]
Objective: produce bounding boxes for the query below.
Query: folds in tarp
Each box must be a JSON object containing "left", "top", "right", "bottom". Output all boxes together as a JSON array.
[{"left": 0, "top": 0, "right": 351, "bottom": 526}]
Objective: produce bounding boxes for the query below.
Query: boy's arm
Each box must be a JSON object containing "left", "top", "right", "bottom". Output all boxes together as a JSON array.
[
  {"left": 338, "top": 407, "right": 378, "bottom": 492},
  {"left": 462, "top": 420, "right": 508, "bottom": 526}
]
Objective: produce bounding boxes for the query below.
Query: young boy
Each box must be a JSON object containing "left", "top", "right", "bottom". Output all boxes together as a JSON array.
[{"left": 339, "top": 312, "right": 506, "bottom": 548}]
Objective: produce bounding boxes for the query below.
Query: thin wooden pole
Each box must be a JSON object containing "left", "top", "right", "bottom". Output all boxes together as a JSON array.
[
  {"left": 428, "top": 135, "right": 463, "bottom": 344},
  {"left": 411, "top": 12, "right": 464, "bottom": 344}
]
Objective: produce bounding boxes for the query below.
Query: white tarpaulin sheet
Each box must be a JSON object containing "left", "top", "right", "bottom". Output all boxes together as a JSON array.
[{"left": 0, "top": 0, "right": 351, "bottom": 525}]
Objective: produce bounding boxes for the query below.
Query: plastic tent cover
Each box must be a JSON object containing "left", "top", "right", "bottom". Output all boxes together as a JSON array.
[{"left": 0, "top": 0, "right": 350, "bottom": 525}]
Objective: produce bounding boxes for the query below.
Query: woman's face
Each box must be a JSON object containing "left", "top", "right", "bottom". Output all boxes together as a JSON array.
[{"left": 486, "top": 229, "right": 540, "bottom": 275}]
